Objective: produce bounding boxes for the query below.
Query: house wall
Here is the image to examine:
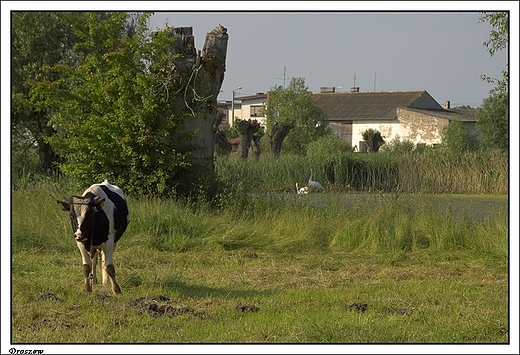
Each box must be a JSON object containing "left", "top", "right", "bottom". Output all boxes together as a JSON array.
[
  {"left": 226, "top": 104, "right": 242, "bottom": 125},
  {"left": 328, "top": 121, "right": 353, "bottom": 145},
  {"left": 240, "top": 97, "right": 267, "bottom": 126},
  {"left": 396, "top": 108, "right": 448, "bottom": 145},
  {"left": 351, "top": 119, "right": 401, "bottom": 149},
  {"left": 349, "top": 109, "right": 449, "bottom": 148}
]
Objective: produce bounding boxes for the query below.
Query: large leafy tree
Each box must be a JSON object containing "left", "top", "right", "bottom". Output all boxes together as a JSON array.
[
  {"left": 35, "top": 12, "right": 194, "bottom": 195},
  {"left": 11, "top": 12, "right": 76, "bottom": 172},
  {"left": 264, "top": 77, "right": 328, "bottom": 157},
  {"left": 476, "top": 12, "right": 508, "bottom": 151}
]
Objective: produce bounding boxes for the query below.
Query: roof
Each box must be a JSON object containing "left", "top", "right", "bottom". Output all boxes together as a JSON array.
[
  {"left": 311, "top": 90, "right": 443, "bottom": 121},
  {"left": 235, "top": 93, "right": 268, "bottom": 101},
  {"left": 403, "top": 107, "right": 477, "bottom": 122}
]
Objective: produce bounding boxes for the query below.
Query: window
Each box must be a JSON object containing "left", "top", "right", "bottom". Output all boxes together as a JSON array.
[{"left": 250, "top": 105, "right": 264, "bottom": 117}]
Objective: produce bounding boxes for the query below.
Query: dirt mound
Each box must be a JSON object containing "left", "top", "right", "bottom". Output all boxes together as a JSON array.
[
  {"left": 235, "top": 304, "right": 260, "bottom": 312},
  {"left": 127, "top": 295, "right": 208, "bottom": 318},
  {"left": 37, "top": 293, "right": 61, "bottom": 301}
]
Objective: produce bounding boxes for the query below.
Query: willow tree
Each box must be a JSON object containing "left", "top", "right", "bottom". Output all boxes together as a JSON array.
[{"left": 264, "top": 77, "right": 328, "bottom": 157}]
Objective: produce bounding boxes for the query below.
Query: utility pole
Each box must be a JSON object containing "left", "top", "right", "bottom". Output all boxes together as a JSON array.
[{"left": 231, "top": 86, "right": 242, "bottom": 127}]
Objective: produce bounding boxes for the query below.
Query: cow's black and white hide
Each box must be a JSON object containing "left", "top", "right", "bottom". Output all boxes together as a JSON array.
[{"left": 57, "top": 180, "right": 129, "bottom": 294}]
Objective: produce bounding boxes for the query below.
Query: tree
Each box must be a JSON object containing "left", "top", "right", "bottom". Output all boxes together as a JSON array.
[
  {"left": 361, "top": 129, "right": 385, "bottom": 153},
  {"left": 478, "top": 12, "right": 508, "bottom": 95},
  {"left": 476, "top": 93, "right": 508, "bottom": 151},
  {"left": 236, "top": 119, "right": 260, "bottom": 159},
  {"left": 441, "top": 117, "right": 480, "bottom": 154},
  {"left": 11, "top": 12, "right": 76, "bottom": 172},
  {"left": 35, "top": 13, "right": 191, "bottom": 196},
  {"left": 477, "top": 12, "right": 509, "bottom": 152},
  {"left": 264, "top": 77, "right": 328, "bottom": 157},
  {"left": 30, "top": 13, "right": 228, "bottom": 197}
]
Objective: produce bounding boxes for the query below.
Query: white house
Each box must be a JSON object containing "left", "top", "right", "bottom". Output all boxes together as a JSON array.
[{"left": 311, "top": 88, "right": 477, "bottom": 150}]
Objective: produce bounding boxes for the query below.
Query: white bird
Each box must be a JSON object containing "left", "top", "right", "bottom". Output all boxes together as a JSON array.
[
  {"left": 308, "top": 170, "right": 323, "bottom": 190},
  {"left": 296, "top": 183, "right": 309, "bottom": 194}
]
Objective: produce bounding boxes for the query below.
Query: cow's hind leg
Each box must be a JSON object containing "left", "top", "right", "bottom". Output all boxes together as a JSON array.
[
  {"left": 105, "top": 264, "right": 121, "bottom": 294},
  {"left": 90, "top": 250, "right": 98, "bottom": 284},
  {"left": 100, "top": 241, "right": 121, "bottom": 294}
]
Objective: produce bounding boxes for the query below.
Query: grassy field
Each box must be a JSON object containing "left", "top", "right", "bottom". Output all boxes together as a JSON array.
[{"left": 9, "top": 177, "right": 509, "bottom": 347}]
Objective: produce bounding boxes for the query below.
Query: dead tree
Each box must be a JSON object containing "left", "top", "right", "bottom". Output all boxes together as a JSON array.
[{"left": 167, "top": 25, "right": 228, "bottom": 195}]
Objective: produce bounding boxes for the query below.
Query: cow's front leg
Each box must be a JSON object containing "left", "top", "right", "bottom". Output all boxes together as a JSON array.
[
  {"left": 82, "top": 264, "right": 92, "bottom": 292},
  {"left": 77, "top": 242, "right": 93, "bottom": 292}
]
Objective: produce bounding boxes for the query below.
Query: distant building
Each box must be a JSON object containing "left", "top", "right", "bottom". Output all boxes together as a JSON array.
[
  {"left": 311, "top": 89, "right": 477, "bottom": 150},
  {"left": 218, "top": 87, "right": 477, "bottom": 149}
]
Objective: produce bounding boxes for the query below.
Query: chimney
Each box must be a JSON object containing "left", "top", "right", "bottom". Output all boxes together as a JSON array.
[
  {"left": 444, "top": 100, "right": 450, "bottom": 109},
  {"left": 320, "top": 87, "right": 336, "bottom": 93},
  {"left": 350, "top": 87, "right": 360, "bottom": 93}
]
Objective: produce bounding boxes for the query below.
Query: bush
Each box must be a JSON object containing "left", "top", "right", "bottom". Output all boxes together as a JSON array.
[
  {"left": 306, "top": 134, "right": 354, "bottom": 161},
  {"left": 379, "top": 137, "right": 415, "bottom": 154}
]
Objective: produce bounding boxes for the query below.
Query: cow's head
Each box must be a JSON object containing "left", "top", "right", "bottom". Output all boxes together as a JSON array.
[{"left": 57, "top": 194, "right": 105, "bottom": 242}]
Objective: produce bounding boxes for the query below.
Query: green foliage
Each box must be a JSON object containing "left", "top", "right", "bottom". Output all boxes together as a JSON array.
[
  {"left": 476, "top": 12, "right": 508, "bottom": 153},
  {"left": 476, "top": 93, "right": 508, "bottom": 152},
  {"left": 264, "top": 77, "right": 329, "bottom": 155},
  {"left": 479, "top": 12, "right": 508, "bottom": 57},
  {"left": 361, "top": 128, "right": 385, "bottom": 152},
  {"left": 379, "top": 137, "right": 416, "bottom": 154},
  {"left": 440, "top": 117, "right": 480, "bottom": 154},
  {"left": 34, "top": 12, "right": 200, "bottom": 196},
  {"left": 306, "top": 134, "right": 354, "bottom": 160},
  {"left": 479, "top": 12, "right": 508, "bottom": 95},
  {"left": 11, "top": 12, "right": 77, "bottom": 172}
]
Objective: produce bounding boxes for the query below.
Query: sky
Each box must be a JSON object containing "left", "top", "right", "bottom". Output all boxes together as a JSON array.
[{"left": 147, "top": 8, "right": 511, "bottom": 108}]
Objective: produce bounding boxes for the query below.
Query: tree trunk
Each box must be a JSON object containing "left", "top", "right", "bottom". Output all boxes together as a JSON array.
[
  {"left": 269, "top": 122, "right": 293, "bottom": 158},
  {"left": 37, "top": 140, "right": 61, "bottom": 173},
  {"left": 251, "top": 135, "right": 261, "bottom": 159},
  {"left": 213, "top": 129, "right": 231, "bottom": 156},
  {"left": 237, "top": 119, "right": 260, "bottom": 159},
  {"left": 168, "top": 25, "right": 228, "bottom": 196}
]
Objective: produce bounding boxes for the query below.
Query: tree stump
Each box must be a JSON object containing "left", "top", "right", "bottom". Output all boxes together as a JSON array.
[{"left": 167, "top": 25, "right": 228, "bottom": 195}]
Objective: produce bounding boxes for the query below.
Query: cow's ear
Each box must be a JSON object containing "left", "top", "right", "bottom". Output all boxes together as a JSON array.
[
  {"left": 57, "top": 200, "right": 70, "bottom": 211},
  {"left": 93, "top": 197, "right": 105, "bottom": 211}
]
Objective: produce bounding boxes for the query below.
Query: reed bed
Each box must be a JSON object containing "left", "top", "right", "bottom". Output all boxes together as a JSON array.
[{"left": 215, "top": 150, "right": 508, "bottom": 194}]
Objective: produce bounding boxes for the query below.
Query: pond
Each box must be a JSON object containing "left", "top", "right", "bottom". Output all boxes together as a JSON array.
[{"left": 270, "top": 191, "right": 509, "bottom": 222}]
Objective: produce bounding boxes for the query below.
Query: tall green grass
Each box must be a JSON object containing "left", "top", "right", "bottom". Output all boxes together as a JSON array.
[{"left": 215, "top": 150, "right": 508, "bottom": 194}]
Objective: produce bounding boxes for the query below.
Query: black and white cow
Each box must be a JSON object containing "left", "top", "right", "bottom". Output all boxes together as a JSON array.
[{"left": 57, "top": 180, "right": 129, "bottom": 294}]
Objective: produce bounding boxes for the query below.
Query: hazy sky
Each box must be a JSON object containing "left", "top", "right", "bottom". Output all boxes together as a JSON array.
[{"left": 149, "top": 10, "right": 508, "bottom": 107}]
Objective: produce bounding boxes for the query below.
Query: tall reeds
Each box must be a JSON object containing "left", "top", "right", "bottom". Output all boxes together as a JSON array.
[{"left": 215, "top": 150, "right": 508, "bottom": 194}]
